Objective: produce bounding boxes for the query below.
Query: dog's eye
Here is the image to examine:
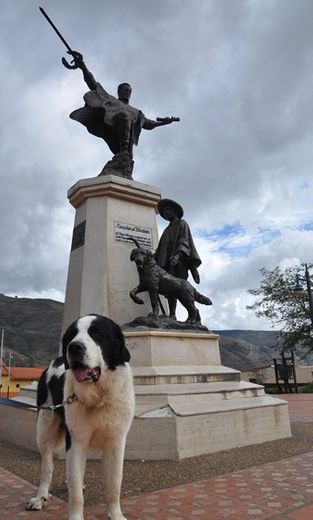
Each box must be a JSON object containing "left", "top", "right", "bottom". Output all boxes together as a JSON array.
[{"left": 88, "top": 326, "right": 102, "bottom": 342}]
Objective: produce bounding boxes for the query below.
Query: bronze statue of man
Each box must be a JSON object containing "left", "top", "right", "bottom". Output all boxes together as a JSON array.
[
  {"left": 39, "top": 8, "right": 179, "bottom": 178},
  {"left": 68, "top": 51, "right": 178, "bottom": 177},
  {"left": 154, "top": 199, "right": 202, "bottom": 319}
]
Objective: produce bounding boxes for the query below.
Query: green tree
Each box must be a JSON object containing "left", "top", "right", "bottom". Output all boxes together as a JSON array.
[{"left": 247, "top": 263, "right": 313, "bottom": 352}]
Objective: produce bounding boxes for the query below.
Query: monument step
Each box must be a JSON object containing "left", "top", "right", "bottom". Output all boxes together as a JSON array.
[
  {"left": 2, "top": 382, "right": 290, "bottom": 461},
  {"left": 167, "top": 394, "right": 286, "bottom": 417},
  {"left": 19, "top": 379, "right": 263, "bottom": 414},
  {"left": 127, "top": 395, "right": 290, "bottom": 459},
  {"left": 134, "top": 379, "right": 263, "bottom": 395},
  {"left": 132, "top": 364, "right": 240, "bottom": 385},
  {"left": 10, "top": 395, "right": 37, "bottom": 406},
  {"left": 135, "top": 394, "right": 284, "bottom": 419},
  {"left": 19, "top": 382, "right": 38, "bottom": 399},
  {"left": 134, "top": 381, "right": 265, "bottom": 416},
  {"left": 134, "top": 380, "right": 264, "bottom": 410}
]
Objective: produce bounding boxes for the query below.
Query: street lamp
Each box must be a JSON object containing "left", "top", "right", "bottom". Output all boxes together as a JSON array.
[{"left": 293, "top": 264, "right": 313, "bottom": 328}]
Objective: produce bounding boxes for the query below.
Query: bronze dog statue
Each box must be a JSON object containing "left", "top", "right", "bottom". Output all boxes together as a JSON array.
[{"left": 129, "top": 244, "right": 212, "bottom": 324}]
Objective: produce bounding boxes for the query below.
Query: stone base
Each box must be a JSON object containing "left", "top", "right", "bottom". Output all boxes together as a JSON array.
[
  {"left": 124, "top": 331, "right": 291, "bottom": 459},
  {"left": 0, "top": 400, "right": 37, "bottom": 452},
  {"left": 124, "top": 330, "right": 222, "bottom": 367},
  {"left": 127, "top": 395, "right": 291, "bottom": 460},
  {"left": 0, "top": 332, "right": 291, "bottom": 460}
]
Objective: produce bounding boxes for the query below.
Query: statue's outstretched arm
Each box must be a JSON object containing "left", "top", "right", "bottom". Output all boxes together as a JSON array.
[
  {"left": 143, "top": 116, "right": 180, "bottom": 130},
  {"left": 68, "top": 51, "right": 97, "bottom": 90}
]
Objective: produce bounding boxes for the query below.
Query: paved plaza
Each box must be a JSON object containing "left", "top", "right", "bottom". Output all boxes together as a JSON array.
[{"left": 1, "top": 394, "right": 313, "bottom": 519}]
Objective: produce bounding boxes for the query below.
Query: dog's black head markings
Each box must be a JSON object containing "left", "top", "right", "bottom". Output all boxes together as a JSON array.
[{"left": 62, "top": 314, "right": 130, "bottom": 383}]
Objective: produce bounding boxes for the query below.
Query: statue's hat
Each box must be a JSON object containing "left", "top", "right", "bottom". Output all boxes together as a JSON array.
[{"left": 157, "top": 198, "right": 184, "bottom": 220}]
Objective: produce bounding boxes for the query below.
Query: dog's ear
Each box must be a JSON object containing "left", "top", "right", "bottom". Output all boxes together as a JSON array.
[
  {"left": 117, "top": 327, "right": 131, "bottom": 363},
  {"left": 107, "top": 322, "right": 130, "bottom": 368},
  {"left": 130, "top": 249, "right": 135, "bottom": 261},
  {"left": 61, "top": 332, "right": 70, "bottom": 369},
  {"left": 90, "top": 316, "right": 130, "bottom": 369},
  {"left": 61, "top": 321, "right": 78, "bottom": 369}
]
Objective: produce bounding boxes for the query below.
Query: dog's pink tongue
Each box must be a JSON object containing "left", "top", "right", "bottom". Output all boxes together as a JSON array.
[
  {"left": 73, "top": 367, "right": 100, "bottom": 383},
  {"left": 73, "top": 367, "right": 90, "bottom": 382}
]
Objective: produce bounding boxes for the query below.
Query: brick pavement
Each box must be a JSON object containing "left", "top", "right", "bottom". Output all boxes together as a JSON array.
[
  {"left": 1, "top": 394, "right": 313, "bottom": 519},
  {"left": 2, "top": 452, "right": 313, "bottom": 519},
  {"left": 274, "top": 394, "right": 313, "bottom": 423}
]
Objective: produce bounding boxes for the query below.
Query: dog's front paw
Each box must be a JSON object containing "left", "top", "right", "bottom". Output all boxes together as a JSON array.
[
  {"left": 133, "top": 296, "right": 144, "bottom": 304},
  {"left": 68, "top": 514, "right": 84, "bottom": 520},
  {"left": 26, "top": 494, "right": 50, "bottom": 510},
  {"left": 148, "top": 312, "right": 159, "bottom": 320},
  {"left": 129, "top": 292, "right": 144, "bottom": 304},
  {"left": 107, "top": 505, "right": 128, "bottom": 519}
]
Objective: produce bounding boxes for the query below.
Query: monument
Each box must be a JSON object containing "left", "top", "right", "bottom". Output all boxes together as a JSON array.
[{"left": 17, "top": 9, "right": 290, "bottom": 459}]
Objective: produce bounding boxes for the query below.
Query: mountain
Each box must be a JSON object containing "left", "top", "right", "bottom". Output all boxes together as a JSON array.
[
  {"left": 216, "top": 330, "right": 281, "bottom": 348},
  {"left": 0, "top": 346, "right": 31, "bottom": 367},
  {"left": 214, "top": 329, "right": 282, "bottom": 371},
  {"left": 0, "top": 293, "right": 281, "bottom": 371},
  {"left": 0, "top": 293, "right": 63, "bottom": 366}
]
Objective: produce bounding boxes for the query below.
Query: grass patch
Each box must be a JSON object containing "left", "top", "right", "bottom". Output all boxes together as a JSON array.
[
  {"left": 265, "top": 386, "right": 281, "bottom": 394},
  {"left": 300, "top": 382, "right": 313, "bottom": 393}
]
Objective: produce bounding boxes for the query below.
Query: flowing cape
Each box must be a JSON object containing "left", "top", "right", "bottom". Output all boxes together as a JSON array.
[{"left": 70, "top": 83, "right": 146, "bottom": 154}]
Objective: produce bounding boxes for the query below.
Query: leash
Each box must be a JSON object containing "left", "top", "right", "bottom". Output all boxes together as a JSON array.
[{"left": 0, "top": 393, "right": 78, "bottom": 411}]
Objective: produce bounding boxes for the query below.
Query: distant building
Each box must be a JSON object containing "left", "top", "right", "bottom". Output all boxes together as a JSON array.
[{"left": 0, "top": 362, "right": 44, "bottom": 397}]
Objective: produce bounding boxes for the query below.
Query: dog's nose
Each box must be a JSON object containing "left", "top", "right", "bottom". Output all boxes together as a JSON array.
[{"left": 68, "top": 341, "right": 86, "bottom": 355}]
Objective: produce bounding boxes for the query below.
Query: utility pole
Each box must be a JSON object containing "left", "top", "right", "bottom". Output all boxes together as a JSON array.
[{"left": 7, "top": 352, "right": 13, "bottom": 398}]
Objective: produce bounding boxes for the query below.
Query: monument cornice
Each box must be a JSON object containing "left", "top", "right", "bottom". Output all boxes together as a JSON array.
[
  {"left": 68, "top": 174, "right": 161, "bottom": 209},
  {"left": 123, "top": 330, "right": 220, "bottom": 340}
]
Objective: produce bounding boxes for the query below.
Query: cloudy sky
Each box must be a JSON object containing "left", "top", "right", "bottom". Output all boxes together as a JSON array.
[{"left": 1, "top": 0, "right": 313, "bottom": 331}]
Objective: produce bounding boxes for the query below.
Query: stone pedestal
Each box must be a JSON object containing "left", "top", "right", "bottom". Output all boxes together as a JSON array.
[
  {"left": 1, "top": 330, "right": 290, "bottom": 460},
  {"left": 123, "top": 331, "right": 291, "bottom": 460},
  {"left": 126, "top": 330, "right": 222, "bottom": 367},
  {"left": 61, "top": 175, "right": 161, "bottom": 334}
]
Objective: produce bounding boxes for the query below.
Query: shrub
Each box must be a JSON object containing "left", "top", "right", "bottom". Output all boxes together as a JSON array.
[{"left": 300, "top": 382, "right": 313, "bottom": 393}]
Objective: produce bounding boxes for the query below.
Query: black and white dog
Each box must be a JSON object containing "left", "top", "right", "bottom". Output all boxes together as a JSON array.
[{"left": 26, "top": 314, "right": 134, "bottom": 520}]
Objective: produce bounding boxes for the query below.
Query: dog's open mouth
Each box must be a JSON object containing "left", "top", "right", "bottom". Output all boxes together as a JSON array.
[{"left": 71, "top": 362, "right": 101, "bottom": 383}]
